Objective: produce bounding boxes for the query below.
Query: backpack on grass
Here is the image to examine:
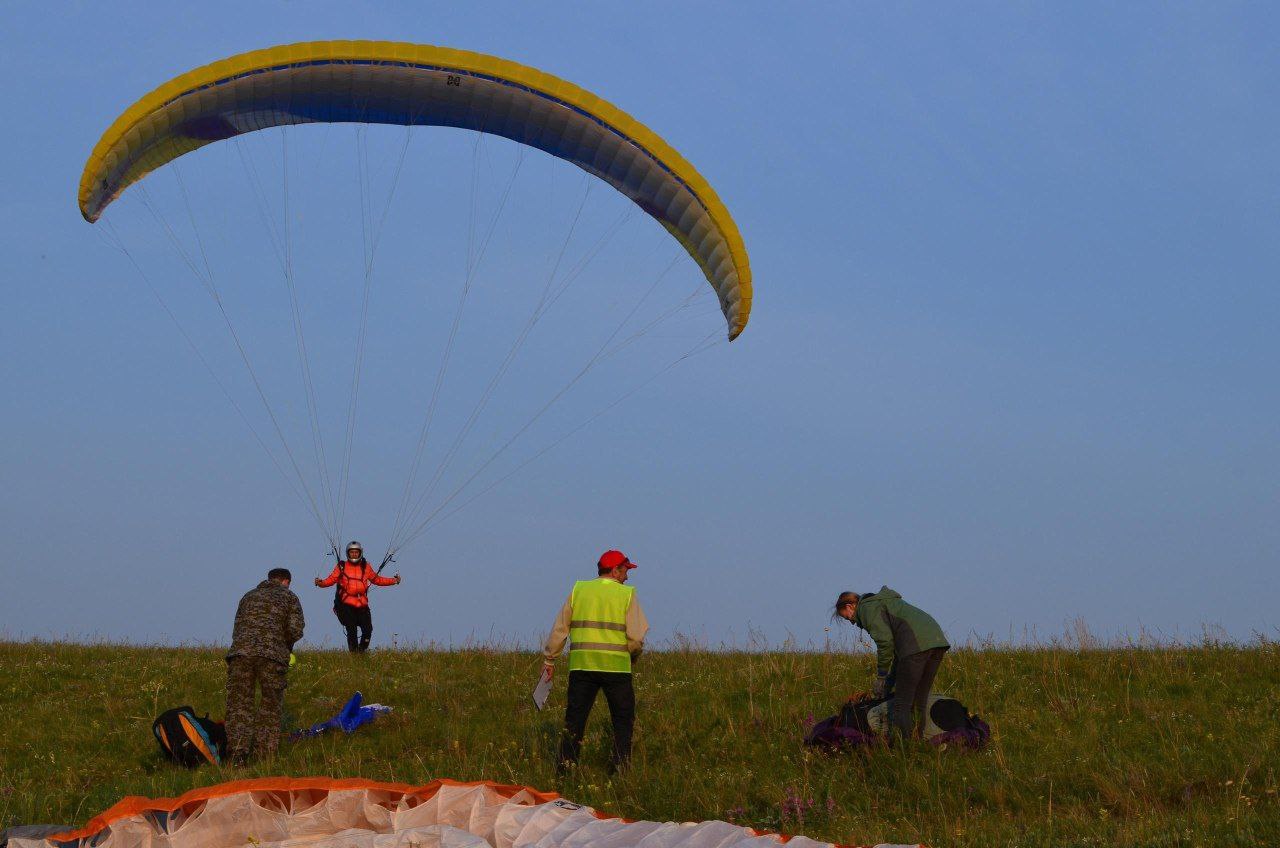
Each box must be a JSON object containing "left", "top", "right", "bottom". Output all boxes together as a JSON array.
[
  {"left": 803, "top": 693, "right": 881, "bottom": 749},
  {"left": 152, "top": 706, "right": 226, "bottom": 767},
  {"left": 805, "top": 692, "right": 990, "bottom": 750}
]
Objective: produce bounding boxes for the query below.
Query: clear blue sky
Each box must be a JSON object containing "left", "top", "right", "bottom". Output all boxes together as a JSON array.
[{"left": 2, "top": 2, "right": 1276, "bottom": 648}]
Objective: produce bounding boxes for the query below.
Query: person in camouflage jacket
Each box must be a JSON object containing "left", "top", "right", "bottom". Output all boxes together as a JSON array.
[
  {"left": 225, "top": 567, "right": 304, "bottom": 764},
  {"left": 834, "top": 586, "right": 949, "bottom": 744}
]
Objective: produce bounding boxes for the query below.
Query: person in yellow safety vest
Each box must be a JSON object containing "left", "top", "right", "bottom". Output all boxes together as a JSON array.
[{"left": 543, "top": 549, "right": 648, "bottom": 774}]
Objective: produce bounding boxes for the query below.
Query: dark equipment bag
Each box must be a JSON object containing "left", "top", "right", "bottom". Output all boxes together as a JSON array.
[
  {"left": 152, "top": 706, "right": 226, "bottom": 767},
  {"left": 805, "top": 692, "right": 990, "bottom": 750},
  {"left": 804, "top": 693, "right": 882, "bottom": 749}
]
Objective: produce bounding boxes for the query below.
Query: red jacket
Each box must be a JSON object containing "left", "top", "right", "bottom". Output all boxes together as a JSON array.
[{"left": 319, "top": 560, "right": 397, "bottom": 608}]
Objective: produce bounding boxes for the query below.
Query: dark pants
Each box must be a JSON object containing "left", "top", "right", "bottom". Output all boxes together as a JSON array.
[
  {"left": 559, "top": 670, "right": 635, "bottom": 771},
  {"left": 890, "top": 646, "right": 947, "bottom": 742},
  {"left": 335, "top": 603, "right": 373, "bottom": 652},
  {"left": 225, "top": 655, "right": 288, "bottom": 762}
]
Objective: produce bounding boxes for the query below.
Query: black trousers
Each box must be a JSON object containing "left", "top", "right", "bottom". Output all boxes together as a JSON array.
[
  {"left": 559, "top": 670, "right": 635, "bottom": 770},
  {"left": 334, "top": 603, "right": 373, "bottom": 652},
  {"left": 890, "top": 646, "right": 948, "bottom": 741}
]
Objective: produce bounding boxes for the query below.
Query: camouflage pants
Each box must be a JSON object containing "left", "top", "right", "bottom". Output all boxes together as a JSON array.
[{"left": 225, "top": 656, "right": 288, "bottom": 762}]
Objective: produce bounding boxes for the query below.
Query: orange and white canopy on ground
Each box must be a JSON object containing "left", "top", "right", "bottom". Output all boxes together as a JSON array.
[{"left": 9, "top": 778, "right": 920, "bottom": 848}]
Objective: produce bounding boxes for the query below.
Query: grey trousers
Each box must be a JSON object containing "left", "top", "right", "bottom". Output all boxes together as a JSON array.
[{"left": 890, "top": 646, "right": 947, "bottom": 741}]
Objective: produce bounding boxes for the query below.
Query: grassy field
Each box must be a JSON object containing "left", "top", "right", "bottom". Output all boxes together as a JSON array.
[{"left": 0, "top": 639, "right": 1276, "bottom": 847}]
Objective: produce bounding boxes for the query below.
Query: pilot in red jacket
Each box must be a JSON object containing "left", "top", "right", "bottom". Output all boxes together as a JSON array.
[{"left": 316, "top": 541, "right": 400, "bottom": 652}]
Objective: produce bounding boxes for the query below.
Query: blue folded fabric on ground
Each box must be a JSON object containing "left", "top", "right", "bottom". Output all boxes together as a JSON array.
[{"left": 294, "top": 692, "right": 392, "bottom": 739}]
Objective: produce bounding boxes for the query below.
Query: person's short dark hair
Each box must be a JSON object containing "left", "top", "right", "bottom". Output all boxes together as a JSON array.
[
  {"left": 268, "top": 567, "right": 292, "bottom": 583},
  {"left": 832, "top": 591, "right": 860, "bottom": 619}
]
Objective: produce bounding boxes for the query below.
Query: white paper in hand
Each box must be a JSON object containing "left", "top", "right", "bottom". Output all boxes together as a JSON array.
[{"left": 532, "top": 664, "right": 553, "bottom": 710}]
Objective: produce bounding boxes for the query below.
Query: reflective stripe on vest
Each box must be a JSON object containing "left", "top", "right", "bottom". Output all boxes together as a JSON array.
[{"left": 568, "top": 578, "right": 634, "bottom": 673}]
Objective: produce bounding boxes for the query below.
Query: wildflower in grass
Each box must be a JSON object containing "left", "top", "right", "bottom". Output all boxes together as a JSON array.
[{"left": 780, "top": 786, "right": 816, "bottom": 825}]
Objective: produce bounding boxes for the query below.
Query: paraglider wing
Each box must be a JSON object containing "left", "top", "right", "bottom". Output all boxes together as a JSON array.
[
  {"left": 78, "top": 41, "right": 752, "bottom": 339},
  {"left": 21, "top": 779, "right": 842, "bottom": 848}
]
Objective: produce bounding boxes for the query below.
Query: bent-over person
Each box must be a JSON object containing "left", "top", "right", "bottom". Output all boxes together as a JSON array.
[{"left": 835, "top": 586, "right": 948, "bottom": 746}]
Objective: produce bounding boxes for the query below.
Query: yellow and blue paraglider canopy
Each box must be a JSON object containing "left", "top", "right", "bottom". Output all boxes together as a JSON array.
[{"left": 79, "top": 41, "right": 752, "bottom": 339}]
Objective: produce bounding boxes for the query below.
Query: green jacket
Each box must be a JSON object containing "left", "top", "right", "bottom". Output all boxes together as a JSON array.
[{"left": 854, "top": 586, "right": 948, "bottom": 676}]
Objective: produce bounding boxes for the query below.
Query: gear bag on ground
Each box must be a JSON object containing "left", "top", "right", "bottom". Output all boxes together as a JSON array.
[
  {"left": 152, "top": 706, "right": 226, "bottom": 767},
  {"left": 805, "top": 692, "right": 990, "bottom": 750}
]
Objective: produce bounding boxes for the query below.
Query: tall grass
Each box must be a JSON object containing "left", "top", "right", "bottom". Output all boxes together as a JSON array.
[{"left": 0, "top": 638, "right": 1276, "bottom": 847}]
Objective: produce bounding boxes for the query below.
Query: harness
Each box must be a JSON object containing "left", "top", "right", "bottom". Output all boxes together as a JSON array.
[{"left": 332, "top": 560, "right": 369, "bottom": 609}]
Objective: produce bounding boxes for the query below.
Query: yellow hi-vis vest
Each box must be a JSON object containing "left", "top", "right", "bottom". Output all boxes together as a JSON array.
[{"left": 568, "top": 578, "right": 635, "bottom": 673}]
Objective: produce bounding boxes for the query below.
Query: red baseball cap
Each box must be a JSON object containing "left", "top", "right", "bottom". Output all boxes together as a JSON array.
[{"left": 598, "top": 549, "right": 637, "bottom": 570}]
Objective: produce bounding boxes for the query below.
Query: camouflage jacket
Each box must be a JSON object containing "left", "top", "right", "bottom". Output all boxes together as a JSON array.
[{"left": 227, "top": 579, "right": 305, "bottom": 665}]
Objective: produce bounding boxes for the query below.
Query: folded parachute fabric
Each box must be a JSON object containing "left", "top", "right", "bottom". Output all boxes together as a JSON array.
[
  {"left": 294, "top": 691, "right": 392, "bottom": 739},
  {"left": 6, "top": 778, "right": 922, "bottom": 848}
]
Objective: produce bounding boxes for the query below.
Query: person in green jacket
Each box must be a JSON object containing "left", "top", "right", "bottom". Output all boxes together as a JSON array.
[{"left": 834, "top": 586, "right": 949, "bottom": 744}]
